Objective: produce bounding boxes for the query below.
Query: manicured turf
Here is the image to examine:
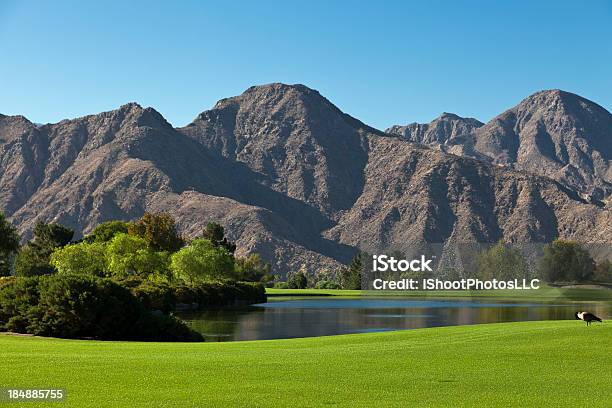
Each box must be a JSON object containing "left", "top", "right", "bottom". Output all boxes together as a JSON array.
[
  {"left": 1, "top": 321, "right": 610, "bottom": 407},
  {"left": 266, "top": 286, "right": 612, "bottom": 301}
]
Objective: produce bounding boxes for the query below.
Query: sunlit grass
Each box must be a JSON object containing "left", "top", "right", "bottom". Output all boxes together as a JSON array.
[
  {"left": 266, "top": 286, "right": 612, "bottom": 301},
  {"left": 1, "top": 321, "right": 610, "bottom": 407}
]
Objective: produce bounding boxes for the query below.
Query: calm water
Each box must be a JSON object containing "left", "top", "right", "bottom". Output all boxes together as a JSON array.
[{"left": 177, "top": 297, "right": 611, "bottom": 341}]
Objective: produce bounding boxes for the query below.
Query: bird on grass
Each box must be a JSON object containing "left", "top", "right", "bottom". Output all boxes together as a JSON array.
[{"left": 575, "top": 311, "right": 603, "bottom": 326}]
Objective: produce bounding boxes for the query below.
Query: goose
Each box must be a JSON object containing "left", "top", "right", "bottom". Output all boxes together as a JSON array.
[{"left": 575, "top": 311, "right": 603, "bottom": 326}]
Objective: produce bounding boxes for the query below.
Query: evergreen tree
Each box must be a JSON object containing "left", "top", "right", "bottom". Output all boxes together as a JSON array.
[
  {"left": 14, "top": 222, "right": 74, "bottom": 276},
  {"left": 0, "top": 213, "right": 20, "bottom": 276},
  {"left": 202, "top": 222, "right": 236, "bottom": 254},
  {"left": 340, "top": 253, "right": 364, "bottom": 290}
]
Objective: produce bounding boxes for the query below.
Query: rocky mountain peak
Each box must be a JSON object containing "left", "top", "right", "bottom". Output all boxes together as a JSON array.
[
  {"left": 180, "top": 83, "right": 376, "bottom": 219},
  {"left": 389, "top": 89, "right": 612, "bottom": 199},
  {"left": 101, "top": 103, "right": 172, "bottom": 130},
  {"left": 496, "top": 89, "right": 611, "bottom": 129}
]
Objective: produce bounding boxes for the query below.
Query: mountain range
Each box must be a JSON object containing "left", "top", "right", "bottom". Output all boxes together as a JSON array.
[
  {"left": 387, "top": 90, "right": 612, "bottom": 202},
  {"left": 1, "top": 84, "right": 610, "bottom": 275}
]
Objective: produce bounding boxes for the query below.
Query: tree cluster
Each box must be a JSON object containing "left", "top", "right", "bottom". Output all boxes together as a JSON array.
[
  {"left": 276, "top": 253, "right": 365, "bottom": 290},
  {"left": 1, "top": 212, "right": 273, "bottom": 285},
  {"left": 0, "top": 212, "right": 273, "bottom": 341},
  {"left": 476, "top": 241, "right": 529, "bottom": 280},
  {"left": 539, "top": 240, "right": 596, "bottom": 283}
]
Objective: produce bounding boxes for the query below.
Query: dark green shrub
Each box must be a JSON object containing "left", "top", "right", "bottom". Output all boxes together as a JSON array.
[
  {"left": 170, "top": 280, "right": 266, "bottom": 308},
  {"left": 14, "top": 245, "right": 55, "bottom": 276},
  {"left": 128, "top": 279, "right": 176, "bottom": 313},
  {"left": 115, "top": 278, "right": 266, "bottom": 311},
  {"left": 0, "top": 275, "right": 202, "bottom": 341},
  {"left": 0, "top": 276, "right": 40, "bottom": 332}
]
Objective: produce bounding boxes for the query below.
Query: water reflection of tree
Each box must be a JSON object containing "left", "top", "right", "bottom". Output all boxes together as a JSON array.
[{"left": 179, "top": 307, "right": 264, "bottom": 341}]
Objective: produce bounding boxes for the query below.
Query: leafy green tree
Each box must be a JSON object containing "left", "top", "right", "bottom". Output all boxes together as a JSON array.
[
  {"left": 170, "top": 239, "right": 235, "bottom": 285},
  {"left": 340, "top": 253, "right": 364, "bottom": 290},
  {"left": 0, "top": 213, "right": 20, "bottom": 276},
  {"left": 85, "top": 221, "right": 129, "bottom": 243},
  {"left": 202, "top": 222, "right": 236, "bottom": 254},
  {"left": 14, "top": 222, "right": 74, "bottom": 277},
  {"left": 287, "top": 270, "right": 308, "bottom": 289},
  {"left": 234, "top": 253, "right": 273, "bottom": 282},
  {"left": 105, "top": 233, "right": 170, "bottom": 280},
  {"left": 477, "top": 241, "right": 528, "bottom": 280},
  {"left": 128, "top": 212, "right": 184, "bottom": 253},
  {"left": 50, "top": 242, "right": 108, "bottom": 276},
  {"left": 539, "top": 240, "right": 595, "bottom": 283}
]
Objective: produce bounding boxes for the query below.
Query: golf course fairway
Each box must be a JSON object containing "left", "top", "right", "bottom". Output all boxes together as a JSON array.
[{"left": 1, "top": 321, "right": 610, "bottom": 407}]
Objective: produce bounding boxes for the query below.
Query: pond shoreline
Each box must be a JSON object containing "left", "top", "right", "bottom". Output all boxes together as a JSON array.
[{"left": 179, "top": 294, "right": 611, "bottom": 341}]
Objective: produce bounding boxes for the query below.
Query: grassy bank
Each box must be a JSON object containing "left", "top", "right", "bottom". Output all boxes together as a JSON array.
[
  {"left": 1, "top": 321, "right": 610, "bottom": 407},
  {"left": 266, "top": 286, "right": 612, "bottom": 301}
]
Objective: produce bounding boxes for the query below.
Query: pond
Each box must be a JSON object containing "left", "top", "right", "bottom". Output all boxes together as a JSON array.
[{"left": 176, "top": 297, "right": 610, "bottom": 341}]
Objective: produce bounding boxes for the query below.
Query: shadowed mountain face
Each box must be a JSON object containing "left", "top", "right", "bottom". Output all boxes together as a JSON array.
[
  {"left": 1, "top": 84, "right": 611, "bottom": 275},
  {"left": 179, "top": 83, "right": 374, "bottom": 220},
  {"left": 387, "top": 90, "right": 612, "bottom": 202}
]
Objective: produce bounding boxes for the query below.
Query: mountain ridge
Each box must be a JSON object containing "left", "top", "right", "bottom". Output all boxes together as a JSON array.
[
  {"left": 2, "top": 84, "right": 611, "bottom": 275},
  {"left": 388, "top": 89, "right": 612, "bottom": 201}
]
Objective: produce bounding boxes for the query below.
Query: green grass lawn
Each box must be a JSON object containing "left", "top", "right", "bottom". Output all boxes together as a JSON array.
[
  {"left": 1, "top": 321, "right": 610, "bottom": 407},
  {"left": 266, "top": 286, "right": 612, "bottom": 301}
]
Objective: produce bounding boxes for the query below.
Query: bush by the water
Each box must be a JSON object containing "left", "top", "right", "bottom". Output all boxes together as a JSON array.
[
  {"left": 119, "top": 277, "right": 266, "bottom": 312},
  {"left": 0, "top": 274, "right": 202, "bottom": 341}
]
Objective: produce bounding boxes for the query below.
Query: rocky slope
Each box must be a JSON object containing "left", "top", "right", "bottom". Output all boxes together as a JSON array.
[
  {"left": 387, "top": 90, "right": 612, "bottom": 202},
  {"left": 1, "top": 84, "right": 610, "bottom": 275}
]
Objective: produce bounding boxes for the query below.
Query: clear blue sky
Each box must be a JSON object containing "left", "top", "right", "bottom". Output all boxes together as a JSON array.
[{"left": 1, "top": 0, "right": 611, "bottom": 129}]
